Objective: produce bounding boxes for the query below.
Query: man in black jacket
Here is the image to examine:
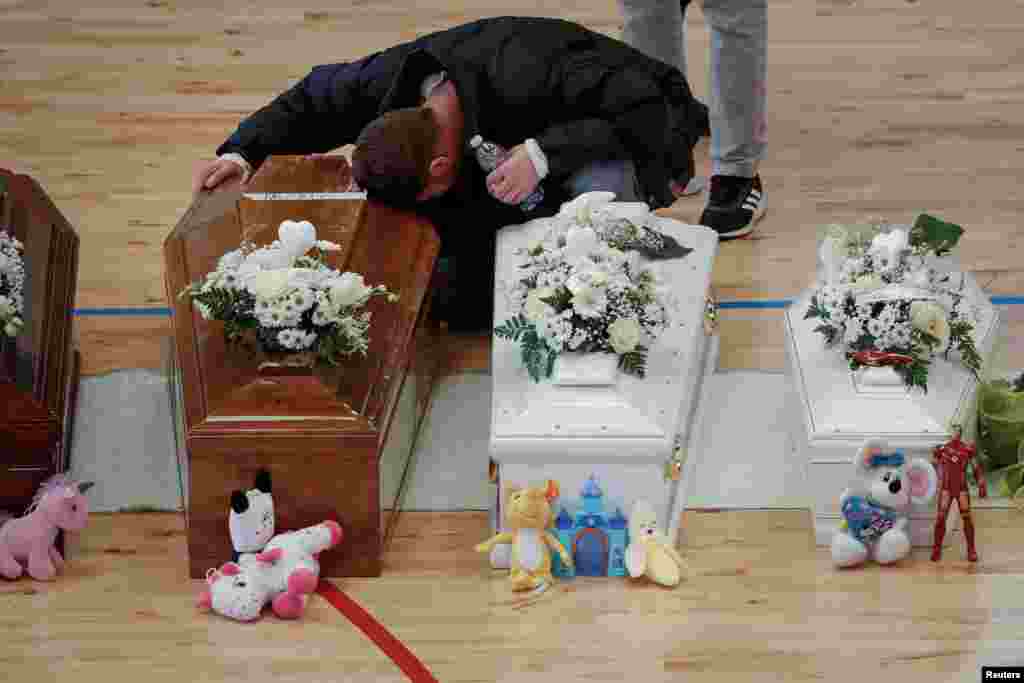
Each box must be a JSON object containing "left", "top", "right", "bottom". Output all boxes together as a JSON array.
[{"left": 194, "top": 16, "right": 707, "bottom": 331}]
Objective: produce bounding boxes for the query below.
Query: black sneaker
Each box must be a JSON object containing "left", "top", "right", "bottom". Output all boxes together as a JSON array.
[{"left": 699, "top": 174, "right": 765, "bottom": 240}]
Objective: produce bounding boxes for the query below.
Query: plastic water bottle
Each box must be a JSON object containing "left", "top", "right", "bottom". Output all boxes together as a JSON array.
[{"left": 470, "top": 134, "right": 544, "bottom": 212}]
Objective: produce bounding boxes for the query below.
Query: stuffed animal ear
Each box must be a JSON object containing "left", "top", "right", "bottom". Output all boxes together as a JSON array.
[
  {"left": 907, "top": 457, "right": 938, "bottom": 505},
  {"left": 220, "top": 562, "right": 241, "bottom": 576},
  {"left": 230, "top": 490, "right": 249, "bottom": 514},
  {"left": 254, "top": 469, "right": 272, "bottom": 494},
  {"left": 544, "top": 480, "right": 560, "bottom": 502}
]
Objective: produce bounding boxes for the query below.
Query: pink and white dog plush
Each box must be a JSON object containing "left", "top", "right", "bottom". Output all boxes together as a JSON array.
[
  {"left": 831, "top": 439, "right": 938, "bottom": 568},
  {"left": 198, "top": 520, "right": 342, "bottom": 621}
]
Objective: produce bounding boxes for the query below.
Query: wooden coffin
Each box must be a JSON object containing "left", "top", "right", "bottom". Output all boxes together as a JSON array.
[
  {"left": 164, "top": 156, "right": 441, "bottom": 578},
  {"left": 0, "top": 168, "right": 81, "bottom": 522}
]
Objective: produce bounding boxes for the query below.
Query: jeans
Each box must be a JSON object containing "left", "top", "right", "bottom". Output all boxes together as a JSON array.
[
  {"left": 617, "top": 0, "right": 767, "bottom": 178},
  {"left": 563, "top": 159, "right": 641, "bottom": 202}
]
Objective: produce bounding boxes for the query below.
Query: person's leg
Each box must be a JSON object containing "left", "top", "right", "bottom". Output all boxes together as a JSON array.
[
  {"left": 618, "top": 0, "right": 707, "bottom": 198},
  {"left": 699, "top": 0, "right": 767, "bottom": 239},
  {"left": 618, "top": 0, "right": 687, "bottom": 75},
  {"left": 563, "top": 159, "right": 642, "bottom": 202}
]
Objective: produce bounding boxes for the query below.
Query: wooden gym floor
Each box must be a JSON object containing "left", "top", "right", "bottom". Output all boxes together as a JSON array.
[{"left": 2, "top": 0, "right": 1023, "bottom": 681}]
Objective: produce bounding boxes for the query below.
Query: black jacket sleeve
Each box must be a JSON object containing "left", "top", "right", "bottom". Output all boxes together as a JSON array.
[
  {"left": 533, "top": 52, "right": 681, "bottom": 209},
  {"left": 534, "top": 118, "right": 629, "bottom": 180},
  {"left": 215, "top": 60, "right": 381, "bottom": 170}
]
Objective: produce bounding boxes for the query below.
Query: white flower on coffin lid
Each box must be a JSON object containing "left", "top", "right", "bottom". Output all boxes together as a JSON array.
[
  {"left": 524, "top": 287, "right": 556, "bottom": 322},
  {"left": 568, "top": 284, "right": 606, "bottom": 319},
  {"left": 849, "top": 274, "right": 884, "bottom": 293},
  {"left": 868, "top": 228, "right": 909, "bottom": 273},
  {"left": 328, "top": 272, "right": 371, "bottom": 308},
  {"left": 910, "top": 301, "right": 950, "bottom": 349},
  {"left": 608, "top": 317, "right": 642, "bottom": 354},
  {"left": 564, "top": 226, "right": 601, "bottom": 262},
  {"left": 245, "top": 269, "right": 294, "bottom": 300},
  {"left": 278, "top": 220, "right": 318, "bottom": 259},
  {"left": 242, "top": 246, "right": 293, "bottom": 272},
  {"left": 591, "top": 200, "right": 650, "bottom": 227},
  {"left": 558, "top": 191, "right": 616, "bottom": 225}
]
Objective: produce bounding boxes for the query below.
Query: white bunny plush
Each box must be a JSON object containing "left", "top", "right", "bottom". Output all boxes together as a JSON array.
[
  {"left": 831, "top": 439, "right": 938, "bottom": 568},
  {"left": 198, "top": 520, "right": 343, "bottom": 622},
  {"left": 624, "top": 500, "right": 689, "bottom": 587}
]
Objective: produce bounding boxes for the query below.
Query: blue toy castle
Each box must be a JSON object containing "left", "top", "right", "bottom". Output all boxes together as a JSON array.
[{"left": 551, "top": 475, "right": 629, "bottom": 578}]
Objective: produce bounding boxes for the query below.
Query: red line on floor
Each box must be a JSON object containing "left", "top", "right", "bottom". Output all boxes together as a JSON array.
[{"left": 316, "top": 579, "right": 439, "bottom": 683}]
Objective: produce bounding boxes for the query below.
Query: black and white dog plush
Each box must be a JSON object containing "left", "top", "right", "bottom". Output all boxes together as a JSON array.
[{"left": 228, "top": 470, "right": 275, "bottom": 563}]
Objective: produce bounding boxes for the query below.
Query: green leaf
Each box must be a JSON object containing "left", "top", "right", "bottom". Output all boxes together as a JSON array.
[
  {"left": 618, "top": 346, "right": 648, "bottom": 378},
  {"left": 1003, "top": 465, "right": 1024, "bottom": 497},
  {"left": 910, "top": 214, "right": 964, "bottom": 256}
]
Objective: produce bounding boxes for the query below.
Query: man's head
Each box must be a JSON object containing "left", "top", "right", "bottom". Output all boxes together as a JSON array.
[{"left": 352, "top": 106, "right": 456, "bottom": 205}]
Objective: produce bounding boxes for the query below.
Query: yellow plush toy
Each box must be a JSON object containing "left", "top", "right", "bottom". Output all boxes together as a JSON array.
[
  {"left": 475, "top": 480, "right": 573, "bottom": 592},
  {"left": 625, "top": 500, "right": 689, "bottom": 587}
]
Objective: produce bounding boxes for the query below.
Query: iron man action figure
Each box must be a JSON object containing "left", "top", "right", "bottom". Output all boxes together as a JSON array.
[{"left": 931, "top": 428, "right": 987, "bottom": 562}]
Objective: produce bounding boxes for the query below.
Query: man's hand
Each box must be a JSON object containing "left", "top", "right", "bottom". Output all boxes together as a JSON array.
[
  {"left": 192, "top": 158, "right": 245, "bottom": 195},
  {"left": 486, "top": 144, "right": 539, "bottom": 205}
]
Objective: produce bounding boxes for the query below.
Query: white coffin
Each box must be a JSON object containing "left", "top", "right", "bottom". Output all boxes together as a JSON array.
[
  {"left": 489, "top": 215, "right": 719, "bottom": 576},
  {"left": 783, "top": 273, "right": 1001, "bottom": 547}
]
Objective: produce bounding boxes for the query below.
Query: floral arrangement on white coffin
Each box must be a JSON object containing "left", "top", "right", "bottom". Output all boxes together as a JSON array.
[
  {"left": 178, "top": 220, "right": 397, "bottom": 364},
  {"left": 0, "top": 229, "right": 25, "bottom": 339},
  {"left": 494, "top": 192, "right": 685, "bottom": 382},
  {"left": 804, "top": 213, "right": 982, "bottom": 393}
]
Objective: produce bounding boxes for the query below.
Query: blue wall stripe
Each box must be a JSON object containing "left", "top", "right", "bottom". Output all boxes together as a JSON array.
[{"left": 73, "top": 297, "right": 1024, "bottom": 317}]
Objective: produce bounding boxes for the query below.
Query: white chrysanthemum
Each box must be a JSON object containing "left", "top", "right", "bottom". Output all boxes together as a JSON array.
[
  {"left": 866, "top": 317, "right": 887, "bottom": 339},
  {"left": 315, "top": 240, "right": 341, "bottom": 252},
  {"left": 843, "top": 322, "right": 863, "bottom": 346},
  {"left": 891, "top": 324, "right": 912, "bottom": 349},
  {"left": 277, "top": 328, "right": 317, "bottom": 350}
]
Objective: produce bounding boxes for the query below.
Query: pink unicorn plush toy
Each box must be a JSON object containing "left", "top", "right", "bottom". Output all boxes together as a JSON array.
[{"left": 0, "top": 475, "right": 94, "bottom": 581}]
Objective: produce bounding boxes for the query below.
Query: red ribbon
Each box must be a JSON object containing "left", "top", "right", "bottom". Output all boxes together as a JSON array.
[
  {"left": 316, "top": 580, "right": 439, "bottom": 683},
  {"left": 848, "top": 350, "right": 915, "bottom": 367}
]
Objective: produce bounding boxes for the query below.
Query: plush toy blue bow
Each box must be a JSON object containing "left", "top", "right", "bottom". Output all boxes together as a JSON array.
[{"left": 869, "top": 451, "right": 905, "bottom": 468}]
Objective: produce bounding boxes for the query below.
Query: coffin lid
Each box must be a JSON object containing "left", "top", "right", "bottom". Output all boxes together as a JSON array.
[
  {"left": 490, "top": 213, "right": 718, "bottom": 464},
  {"left": 163, "top": 156, "right": 439, "bottom": 441},
  {"left": 785, "top": 272, "right": 999, "bottom": 448}
]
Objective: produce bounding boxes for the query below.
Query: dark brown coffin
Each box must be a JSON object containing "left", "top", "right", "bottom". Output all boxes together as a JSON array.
[
  {"left": 0, "top": 168, "right": 81, "bottom": 523},
  {"left": 163, "top": 156, "right": 441, "bottom": 578}
]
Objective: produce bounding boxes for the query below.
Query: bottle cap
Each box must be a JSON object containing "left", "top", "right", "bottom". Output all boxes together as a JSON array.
[{"left": 469, "top": 134, "right": 483, "bottom": 148}]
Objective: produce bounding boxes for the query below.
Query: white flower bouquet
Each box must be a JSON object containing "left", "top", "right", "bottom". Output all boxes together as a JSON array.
[
  {"left": 178, "top": 219, "right": 397, "bottom": 365},
  {"left": 0, "top": 229, "right": 25, "bottom": 339},
  {"left": 495, "top": 194, "right": 677, "bottom": 382},
  {"left": 805, "top": 213, "right": 981, "bottom": 392}
]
